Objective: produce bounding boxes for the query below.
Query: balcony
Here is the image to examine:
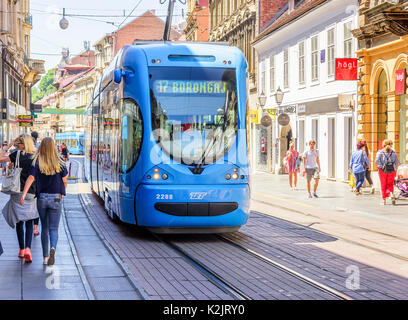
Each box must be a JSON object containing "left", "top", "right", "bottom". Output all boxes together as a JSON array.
[
  {"left": 29, "top": 59, "right": 45, "bottom": 74},
  {"left": 23, "top": 13, "right": 33, "bottom": 27}
]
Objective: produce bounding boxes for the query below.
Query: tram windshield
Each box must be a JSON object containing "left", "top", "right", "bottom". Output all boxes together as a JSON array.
[{"left": 150, "top": 67, "right": 237, "bottom": 165}]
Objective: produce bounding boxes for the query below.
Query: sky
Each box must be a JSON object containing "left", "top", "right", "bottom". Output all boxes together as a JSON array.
[{"left": 30, "top": 0, "right": 187, "bottom": 72}]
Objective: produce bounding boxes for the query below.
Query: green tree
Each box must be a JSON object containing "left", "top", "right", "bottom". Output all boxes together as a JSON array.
[{"left": 31, "top": 68, "right": 56, "bottom": 103}]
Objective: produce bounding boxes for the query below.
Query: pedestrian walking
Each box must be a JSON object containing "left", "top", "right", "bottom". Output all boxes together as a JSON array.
[
  {"left": 302, "top": 140, "right": 321, "bottom": 198},
  {"left": 1, "top": 141, "right": 8, "bottom": 176},
  {"left": 285, "top": 141, "right": 299, "bottom": 190},
  {"left": 375, "top": 139, "right": 399, "bottom": 205},
  {"left": 0, "top": 135, "right": 39, "bottom": 263},
  {"left": 20, "top": 137, "right": 68, "bottom": 266},
  {"left": 361, "top": 140, "right": 374, "bottom": 189},
  {"left": 349, "top": 141, "right": 370, "bottom": 195},
  {"left": 31, "top": 131, "right": 41, "bottom": 237},
  {"left": 61, "top": 143, "right": 69, "bottom": 162}
]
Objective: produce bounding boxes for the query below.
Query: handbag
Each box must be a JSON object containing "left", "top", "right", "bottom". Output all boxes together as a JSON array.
[
  {"left": 361, "top": 150, "right": 368, "bottom": 169},
  {"left": 349, "top": 173, "right": 355, "bottom": 188},
  {"left": 1, "top": 151, "right": 22, "bottom": 195}
]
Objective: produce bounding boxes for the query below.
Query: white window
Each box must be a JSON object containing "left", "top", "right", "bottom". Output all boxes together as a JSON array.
[
  {"left": 270, "top": 55, "right": 275, "bottom": 92},
  {"left": 344, "top": 21, "right": 353, "bottom": 58},
  {"left": 327, "top": 28, "right": 335, "bottom": 77},
  {"left": 260, "top": 61, "right": 266, "bottom": 94},
  {"left": 298, "top": 42, "right": 305, "bottom": 85},
  {"left": 311, "top": 36, "right": 319, "bottom": 81},
  {"left": 284, "top": 49, "right": 289, "bottom": 89}
]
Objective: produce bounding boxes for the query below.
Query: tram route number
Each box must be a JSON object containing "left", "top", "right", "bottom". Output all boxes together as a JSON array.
[{"left": 163, "top": 304, "right": 245, "bottom": 318}]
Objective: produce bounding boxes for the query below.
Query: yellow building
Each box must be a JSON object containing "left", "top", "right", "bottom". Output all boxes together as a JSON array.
[
  {"left": 353, "top": 0, "right": 408, "bottom": 166},
  {"left": 0, "top": 0, "right": 44, "bottom": 142}
]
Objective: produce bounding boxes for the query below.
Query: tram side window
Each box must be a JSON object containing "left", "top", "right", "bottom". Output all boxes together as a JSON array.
[{"left": 120, "top": 99, "right": 143, "bottom": 173}]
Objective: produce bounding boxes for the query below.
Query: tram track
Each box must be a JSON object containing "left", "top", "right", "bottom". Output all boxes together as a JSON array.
[
  {"left": 216, "top": 234, "right": 353, "bottom": 300},
  {"left": 156, "top": 233, "right": 351, "bottom": 300},
  {"left": 252, "top": 197, "right": 408, "bottom": 263},
  {"left": 151, "top": 233, "right": 251, "bottom": 300}
]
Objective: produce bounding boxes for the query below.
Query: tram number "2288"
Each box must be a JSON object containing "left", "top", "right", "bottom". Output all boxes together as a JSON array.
[{"left": 156, "top": 194, "right": 173, "bottom": 200}]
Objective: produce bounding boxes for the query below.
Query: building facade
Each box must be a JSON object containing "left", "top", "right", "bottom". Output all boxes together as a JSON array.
[
  {"left": 253, "top": 0, "right": 358, "bottom": 181},
  {"left": 0, "top": 0, "right": 44, "bottom": 143},
  {"left": 353, "top": 0, "right": 408, "bottom": 173},
  {"left": 208, "top": 0, "right": 258, "bottom": 166},
  {"left": 185, "top": 0, "right": 209, "bottom": 41},
  {"left": 94, "top": 10, "right": 182, "bottom": 79}
]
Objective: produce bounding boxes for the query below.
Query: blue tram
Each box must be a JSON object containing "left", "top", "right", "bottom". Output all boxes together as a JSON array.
[
  {"left": 55, "top": 132, "right": 85, "bottom": 155},
  {"left": 84, "top": 42, "right": 250, "bottom": 233}
]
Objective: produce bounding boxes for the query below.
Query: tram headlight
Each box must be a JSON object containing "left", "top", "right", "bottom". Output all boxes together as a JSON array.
[
  {"left": 153, "top": 173, "right": 160, "bottom": 180},
  {"left": 225, "top": 174, "right": 231, "bottom": 180},
  {"left": 232, "top": 173, "right": 239, "bottom": 180}
]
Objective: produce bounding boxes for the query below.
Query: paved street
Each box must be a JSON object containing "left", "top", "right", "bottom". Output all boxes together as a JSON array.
[
  {"left": 1, "top": 158, "right": 408, "bottom": 300},
  {"left": 0, "top": 175, "right": 145, "bottom": 300}
]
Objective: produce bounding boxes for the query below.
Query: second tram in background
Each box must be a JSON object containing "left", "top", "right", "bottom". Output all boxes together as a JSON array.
[
  {"left": 84, "top": 41, "right": 250, "bottom": 233},
  {"left": 55, "top": 132, "right": 85, "bottom": 155}
]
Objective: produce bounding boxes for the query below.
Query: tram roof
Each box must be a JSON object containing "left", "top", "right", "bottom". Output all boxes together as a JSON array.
[{"left": 122, "top": 41, "right": 246, "bottom": 69}]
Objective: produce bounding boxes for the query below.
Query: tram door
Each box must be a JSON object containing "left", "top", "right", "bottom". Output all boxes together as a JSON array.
[
  {"left": 98, "top": 94, "right": 106, "bottom": 200},
  {"left": 91, "top": 97, "right": 99, "bottom": 194}
]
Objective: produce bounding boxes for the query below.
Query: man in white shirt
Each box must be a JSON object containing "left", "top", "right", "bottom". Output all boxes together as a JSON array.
[{"left": 302, "top": 140, "right": 321, "bottom": 198}]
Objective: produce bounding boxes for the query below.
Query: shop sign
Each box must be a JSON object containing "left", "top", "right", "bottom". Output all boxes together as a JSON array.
[
  {"left": 261, "top": 115, "right": 272, "bottom": 127},
  {"left": 249, "top": 110, "right": 258, "bottom": 124},
  {"left": 395, "top": 69, "right": 407, "bottom": 95},
  {"left": 335, "top": 58, "right": 358, "bottom": 81},
  {"left": 338, "top": 94, "right": 355, "bottom": 110},
  {"left": 279, "top": 105, "right": 296, "bottom": 114},
  {"left": 17, "top": 115, "right": 33, "bottom": 127},
  {"left": 297, "top": 104, "right": 306, "bottom": 114},
  {"left": 278, "top": 113, "right": 290, "bottom": 126}
]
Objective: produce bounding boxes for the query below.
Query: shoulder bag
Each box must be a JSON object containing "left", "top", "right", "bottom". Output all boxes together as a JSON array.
[{"left": 1, "top": 151, "right": 22, "bottom": 195}]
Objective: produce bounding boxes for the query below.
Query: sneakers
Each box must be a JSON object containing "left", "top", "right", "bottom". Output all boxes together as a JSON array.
[
  {"left": 308, "top": 194, "right": 313, "bottom": 199},
  {"left": 313, "top": 193, "right": 319, "bottom": 198},
  {"left": 18, "top": 249, "right": 25, "bottom": 258},
  {"left": 47, "top": 248, "right": 56, "bottom": 266},
  {"left": 43, "top": 257, "right": 49, "bottom": 265},
  {"left": 24, "top": 248, "right": 32, "bottom": 263},
  {"left": 34, "top": 231, "right": 40, "bottom": 237}
]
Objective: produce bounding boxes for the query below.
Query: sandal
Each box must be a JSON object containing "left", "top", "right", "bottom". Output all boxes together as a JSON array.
[
  {"left": 24, "top": 248, "right": 32, "bottom": 263},
  {"left": 34, "top": 231, "right": 40, "bottom": 237}
]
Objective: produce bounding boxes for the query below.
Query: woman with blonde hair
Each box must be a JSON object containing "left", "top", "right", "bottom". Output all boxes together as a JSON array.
[
  {"left": 0, "top": 134, "right": 39, "bottom": 263},
  {"left": 20, "top": 137, "right": 68, "bottom": 266},
  {"left": 375, "top": 139, "right": 399, "bottom": 205}
]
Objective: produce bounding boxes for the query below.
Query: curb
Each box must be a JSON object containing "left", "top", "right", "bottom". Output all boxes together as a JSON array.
[{"left": 72, "top": 158, "right": 149, "bottom": 300}]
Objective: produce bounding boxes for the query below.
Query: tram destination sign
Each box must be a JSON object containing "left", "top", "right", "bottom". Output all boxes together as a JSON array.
[{"left": 155, "top": 80, "right": 227, "bottom": 95}]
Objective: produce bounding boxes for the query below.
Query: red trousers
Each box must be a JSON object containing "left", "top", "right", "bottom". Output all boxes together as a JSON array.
[{"left": 378, "top": 168, "right": 396, "bottom": 199}]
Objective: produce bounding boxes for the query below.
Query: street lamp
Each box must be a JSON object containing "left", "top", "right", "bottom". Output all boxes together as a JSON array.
[
  {"left": 274, "top": 86, "right": 284, "bottom": 106},
  {"left": 258, "top": 91, "right": 267, "bottom": 109},
  {"left": 59, "top": 8, "right": 69, "bottom": 30}
]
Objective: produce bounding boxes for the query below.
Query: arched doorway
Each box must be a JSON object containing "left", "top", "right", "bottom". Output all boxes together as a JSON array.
[{"left": 376, "top": 70, "right": 388, "bottom": 148}]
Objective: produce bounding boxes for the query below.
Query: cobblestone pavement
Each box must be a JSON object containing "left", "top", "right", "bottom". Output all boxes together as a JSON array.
[
  {"left": 69, "top": 157, "right": 408, "bottom": 300},
  {"left": 0, "top": 174, "right": 145, "bottom": 300}
]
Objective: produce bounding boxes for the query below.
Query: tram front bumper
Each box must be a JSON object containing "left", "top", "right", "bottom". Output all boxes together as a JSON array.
[{"left": 135, "top": 184, "right": 250, "bottom": 229}]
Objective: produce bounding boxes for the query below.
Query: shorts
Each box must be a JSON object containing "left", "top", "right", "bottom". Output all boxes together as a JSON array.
[{"left": 306, "top": 168, "right": 320, "bottom": 182}]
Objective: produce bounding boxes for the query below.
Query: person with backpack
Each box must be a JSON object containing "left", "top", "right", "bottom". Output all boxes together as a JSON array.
[{"left": 375, "top": 139, "right": 399, "bottom": 205}]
